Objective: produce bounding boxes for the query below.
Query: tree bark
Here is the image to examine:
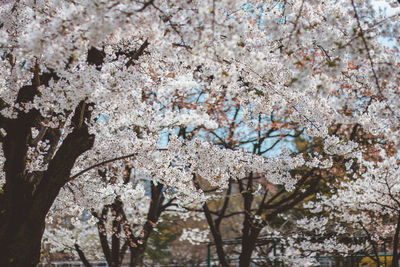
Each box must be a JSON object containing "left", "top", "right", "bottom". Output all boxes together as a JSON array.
[
  {"left": 0, "top": 102, "right": 95, "bottom": 267},
  {"left": 75, "top": 244, "right": 93, "bottom": 267},
  {"left": 238, "top": 230, "right": 259, "bottom": 267},
  {"left": 238, "top": 173, "right": 258, "bottom": 267},
  {"left": 129, "top": 245, "right": 146, "bottom": 267},
  {"left": 203, "top": 203, "right": 230, "bottom": 267},
  {"left": 392, "top": 214, "right": 400, "bottom": 267},
  {"left": 192, "top": 176, "right": 230, "bottom": 267},
  {"left": 128, "top": 182, "right": 164, "bottom": 267}
]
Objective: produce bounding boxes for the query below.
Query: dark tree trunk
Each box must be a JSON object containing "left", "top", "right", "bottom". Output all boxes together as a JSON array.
[
  {"left": 128, "top": 182, "right": 165, "bottom": 267},
  {"left": 392, "top": 215, "right": 400, "bottom": 267},
  {"left": 0, "top": 214, "right": 46, "bottom": 266},
  {"left": 238, "top": 173, "right": 258, "bottom": 267},
  {"left": 0, "top": 111, "right": 44, "bottom": 266},
  {"left": 94, "top": 199, "right": 125, "bottom": 267},
  {"left": 75, "top": 244, "right": 93, "bottom": 267},
  {"left": 93, "top": 182, "right": 167, "bottom": 267},
  {"left": 203, "top": 203, "right": 230, "bottom": 267},
  {"left": 238, "top": 231, "right": 259, "bottom": 267},
  {"left": 0, "top": 101, "right": 95, "bottom": 267},
  {"left": 129, "top": 245, "right": 146, "bottom": 267}
]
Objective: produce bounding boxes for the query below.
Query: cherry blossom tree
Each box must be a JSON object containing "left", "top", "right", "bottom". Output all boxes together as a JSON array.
[
  {"left": 0, "top": 0, "right": 246, "bottom": 265},
  {"left": 44, "top": 177, "right": 176, "bottom": 267},
  {"left": 1, "top": 0, "right": 400, "bottom": 266},
  {"left": 189, "top": 1, "right": 400, "bottom": 265},
  {"left": 292, "top": 148, "right": 400, "bottom": 265}
]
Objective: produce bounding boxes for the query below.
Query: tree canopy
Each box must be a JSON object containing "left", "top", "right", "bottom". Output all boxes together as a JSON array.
[{"left": 0, "top": 0, "right": 399, "bottom": 266}]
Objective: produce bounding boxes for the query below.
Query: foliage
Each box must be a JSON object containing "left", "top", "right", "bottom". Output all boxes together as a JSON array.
[{"left": 145, "top": 218, "right": 181, "bottom": 263}]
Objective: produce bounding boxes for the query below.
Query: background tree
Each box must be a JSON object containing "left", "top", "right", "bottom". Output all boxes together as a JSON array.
[{"left": 45, "top": 177, "right": 176, "bottom": 267}]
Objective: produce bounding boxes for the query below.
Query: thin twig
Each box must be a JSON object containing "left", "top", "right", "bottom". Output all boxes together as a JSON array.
[
  {"left": 69, "top": 149, "right": 167, "bottom": 181},
  {"left": 351, "top": 0, "right": 382, "bottom": 96}
]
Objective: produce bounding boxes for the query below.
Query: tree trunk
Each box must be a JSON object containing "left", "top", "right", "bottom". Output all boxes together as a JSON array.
[
  {"left": 239, "top": 174, "right": 257, "bottom": 267},
  {"left": 202, "top": 203, "right": 230, "bottom": 267},
  {"left": 75, "top": 244, "right": 93, "bottom": 267},
  {"left": 0, "top": 213, "right": 46, "bottom": 266},
  {"left": 238, "top": 231, "right": 259, "bottom": 267},
  {"left": 127, "top": 183, "right": 166, "bottom": 267},
  {"left": 130, "top": 245, "right": 146, "bottom": 267},
  {"left": 392, "top": 215, "right": 400, "bottom": 267},
  {"left": 238, "top": 243, "right": 256, "bottom": 267},
  {"left": 0, "top": 101, "right": 95, "bottom": 266}
]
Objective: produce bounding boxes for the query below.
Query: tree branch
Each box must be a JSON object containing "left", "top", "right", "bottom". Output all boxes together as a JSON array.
[{"left": 74, "top": 244, "right": 93, "bottom": 267}]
